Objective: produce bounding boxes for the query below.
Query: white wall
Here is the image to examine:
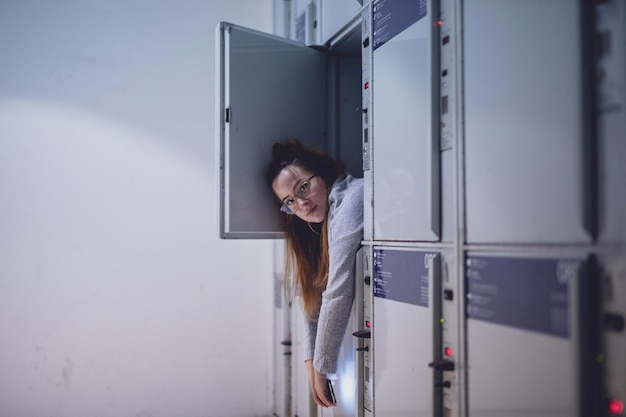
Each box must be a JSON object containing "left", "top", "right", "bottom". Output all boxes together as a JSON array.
[{"left": 0, "top": 1, "right": 275, "bottom": 416}]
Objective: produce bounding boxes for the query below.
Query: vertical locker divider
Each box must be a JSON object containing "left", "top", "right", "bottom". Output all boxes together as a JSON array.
[
  {"left": 431, "top": 253, "right": 444, "bottom": 417},
  {"left": 355, "top": 247, "right": 366, "bottom": 417},
  {"left": 361, "top": 2, "right": 373, "bottom": 242},
  {"left": 451, "top": 0, "right": 468, "bottom": 414},
  {"left": 430, "top": 0, "right": 442, "bottom": 239},
  {"left": 360, "top": 245, "right": 373, "bottom": 417},
  {"left": 578, "top": 255, "right": 604, "bottom": 417},
  {"left": 581, "top": 0, "right": 599, "bottom": 240}
]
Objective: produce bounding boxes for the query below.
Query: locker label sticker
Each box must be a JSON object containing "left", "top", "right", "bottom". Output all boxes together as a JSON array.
[
  {"left": 373, "top": 249, "right": 433, "bottom": 307},
  {"left": 373, "top": 0, "right": 427, "bottom": 50},
  {"left": 466, "top": 256, "right": 581, "bottom": 338}
]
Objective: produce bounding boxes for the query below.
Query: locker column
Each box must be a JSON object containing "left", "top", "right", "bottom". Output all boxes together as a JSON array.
[{"left": 597, "top": 0, "right": 626, "bottom": 414}]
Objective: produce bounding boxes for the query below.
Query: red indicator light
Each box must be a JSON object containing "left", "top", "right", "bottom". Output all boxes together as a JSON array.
[
  {"left": 366, "top": 320, "right": 371, "bottom": 328},
  {"left": 445, "top": 347, "right": 454, "bottom": 357},
  {"left": 609, "top": 400, "right": 624, "bottom": 415},
  {"left": 364, "top": 82, "right": 369, "bottom": 90},
  {"left": 438, "top": 20, "right": 443, "bottom": 26}
]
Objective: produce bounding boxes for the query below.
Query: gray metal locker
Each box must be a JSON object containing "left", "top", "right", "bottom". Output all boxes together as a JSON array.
[
  {"left": 466, "top": 254, "right": 602, "bottom": 417},
  {"left": 371, "top": 0, "right": 440, "bottom": 242},
  {"left": 372, "top": 248, "right": 441, "bottom": 417},
  {"left": 464, "top": 1, "right": 593, "bottom": 244}
]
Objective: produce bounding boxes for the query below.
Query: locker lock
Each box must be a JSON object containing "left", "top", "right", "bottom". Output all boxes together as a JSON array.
[{"left": 428, "top": 359, "right": 455, "bottom": 371}]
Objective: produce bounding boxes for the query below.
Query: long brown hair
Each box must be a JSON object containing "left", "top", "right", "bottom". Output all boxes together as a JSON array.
[{"left": 267, "top": 140, "right": 345, "bottom": 318}]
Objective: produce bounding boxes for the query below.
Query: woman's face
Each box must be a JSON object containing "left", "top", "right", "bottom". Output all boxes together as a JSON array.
[{"left": 272, "top": 164, "right": 328, "bottom": 223}]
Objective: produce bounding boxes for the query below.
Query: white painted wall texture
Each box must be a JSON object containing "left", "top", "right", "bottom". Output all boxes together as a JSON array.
[{"left": 0, "top": 1, "right": 275, "bottom": 416}]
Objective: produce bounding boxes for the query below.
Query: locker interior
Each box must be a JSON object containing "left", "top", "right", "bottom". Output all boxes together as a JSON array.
[{"left": 216, "top": 17, "right": 364, "bottom": 240}]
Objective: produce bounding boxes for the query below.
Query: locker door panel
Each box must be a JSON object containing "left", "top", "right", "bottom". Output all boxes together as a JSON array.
[
  {"left": 372, "top": 0, "right": 440, "bottom": 242},
  {"left": 372, "top": 248, "right": 439, "bottom": 417},
  {"left": 464, "top": 1, "right": 590, "bottom": 244},
  {"left": 466, "top": 254, "right": 601, "bottom": 417},
  {"left": 216, "top": 22, "right": 327, "bottom": 239}
]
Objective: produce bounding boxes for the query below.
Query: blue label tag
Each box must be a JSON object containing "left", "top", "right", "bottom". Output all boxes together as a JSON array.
[
  {"left": 466, "top": 256, "right": 580, "bottom": 338},
  {"left": 373, "top": 0, "right": 428, "bottom": 50},
  {"left": 373, "top": 248, "right": 434, "bottom": 307}
]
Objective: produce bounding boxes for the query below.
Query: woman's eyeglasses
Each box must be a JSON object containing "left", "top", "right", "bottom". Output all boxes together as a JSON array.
[{"left": 280, "top": 174, "right": 317, "bottom": 215}]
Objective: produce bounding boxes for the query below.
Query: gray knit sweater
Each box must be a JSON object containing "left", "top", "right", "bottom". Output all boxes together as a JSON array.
[{"left": 304, "top": 174, "right": 364, "bottom": 374}]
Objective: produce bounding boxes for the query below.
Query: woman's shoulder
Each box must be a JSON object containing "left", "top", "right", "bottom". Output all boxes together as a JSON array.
[
  {"left": 328, "top": 175, "right": 363, "bottom": 234},
  {"left": 329, "top": 175, "right": 363, "bottom": 208}
]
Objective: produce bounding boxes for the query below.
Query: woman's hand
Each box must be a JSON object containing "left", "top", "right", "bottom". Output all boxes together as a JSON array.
[{"left": 305, "top": 360, "right": 336, "bottom": 408}]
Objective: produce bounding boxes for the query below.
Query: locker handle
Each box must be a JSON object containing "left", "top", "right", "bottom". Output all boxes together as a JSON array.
[
  {"left": 352, "top": 329, "right": 371, "bottom": 339},
  {"left": 428, "top": 359, "right": 454, "bottom": 371},
  {"left": 225, "top": 106, "right": 231, "bottom": 123},
  {"left": 280, "top": 340, "right": 292, "bottom": 346}
]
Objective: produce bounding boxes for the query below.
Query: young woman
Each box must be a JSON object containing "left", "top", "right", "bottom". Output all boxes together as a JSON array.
[{"left": 267, "top": 140, "right": 364, "bottom": 408}]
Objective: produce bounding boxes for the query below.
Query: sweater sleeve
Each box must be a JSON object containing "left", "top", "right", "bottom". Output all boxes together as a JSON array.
[
  {"left": 303, "top": 315, "right": 317, "bottom": 362},
  {"left": 312, "top": 176, "right": 364, "bottom": 374}
]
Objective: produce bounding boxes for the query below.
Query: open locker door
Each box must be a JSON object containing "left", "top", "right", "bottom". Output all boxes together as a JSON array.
[{"left": 216, "top": 22, "right": 327, "bottom": 239}]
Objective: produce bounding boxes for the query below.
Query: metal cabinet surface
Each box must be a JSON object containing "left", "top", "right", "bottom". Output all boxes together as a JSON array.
[
  {"left": 371, "top": 0, "right": 440, "bottom": 242},
  {"left": 464, "top": 1, "right": 592, "bottom": 244},
  {"left": 372, "top": 248, "right": 441, "bottom": 417},
  {"left": 466, "top": 254, "right": 602, "bottom": 417}
]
